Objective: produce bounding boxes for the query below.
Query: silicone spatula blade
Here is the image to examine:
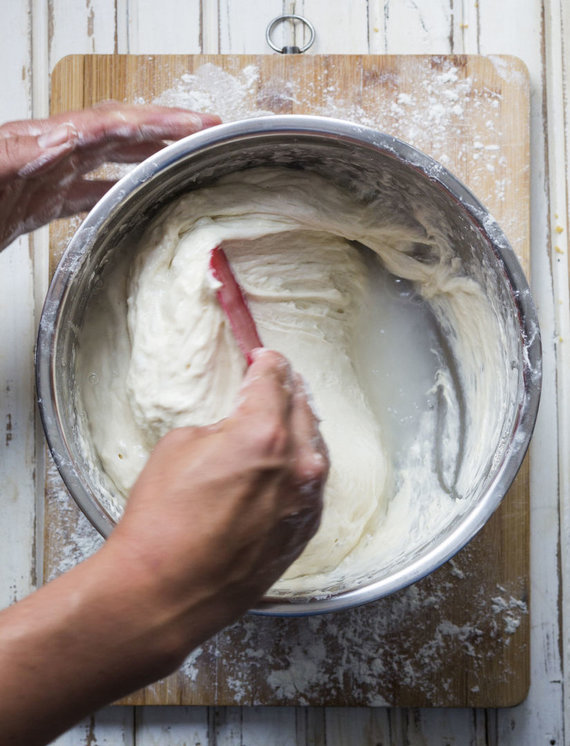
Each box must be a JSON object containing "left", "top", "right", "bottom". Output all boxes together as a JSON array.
[{"left": 209, "top": 246, "right": 263, "bottom": 366}]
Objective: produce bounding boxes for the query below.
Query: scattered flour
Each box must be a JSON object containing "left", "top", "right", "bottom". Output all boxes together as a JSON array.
[
  {"left": 150, "top": 58, "right": 506, "bottom": 207},
  {"left": 153, "top": 64, "right": 275, "bottom": 122},
  {"left": 44, "top": 56, "right": 528, "bottom": 704},
  {"left": 45, "top": 453, "right": 530, "bottom": 705},
  {"left": 45, "top": 458, "right": 103, "bottom": 581}
]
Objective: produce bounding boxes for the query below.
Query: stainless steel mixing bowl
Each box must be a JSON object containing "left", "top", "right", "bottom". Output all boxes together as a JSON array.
[{"left": 36, "top": 116, "right": 541, "bottom": 615}]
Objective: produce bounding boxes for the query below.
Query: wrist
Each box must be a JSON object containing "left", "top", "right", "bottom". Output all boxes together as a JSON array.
[
  {"left": 96, "top": 531, "right": 243, "bottom": 675},
  {"left": 0, "top": 538, "right": 198, "bottom": 743},
  {"left": 86, "top": 538, "right": 191, "bottom": 678}
]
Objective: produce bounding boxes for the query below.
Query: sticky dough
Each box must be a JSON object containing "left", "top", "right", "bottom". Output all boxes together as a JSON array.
[{"left": 78, "top": 167, "right": 519, "bottom": 595}]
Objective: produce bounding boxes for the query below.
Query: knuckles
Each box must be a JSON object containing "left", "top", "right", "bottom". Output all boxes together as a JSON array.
[
  {"left": 279, "top": 501, "right": 323, "bottom": 549},
  {"left": 155, "top": 425, "right": 203, "bottom": 454},
  {"left": 295, "top": 450, "right": 329, "bottom": 487},
  {"left": 246, "top": 414, "right": 290, "bottom": 460},
  {"left": 0, "top": 136, "right": 23, "bottom": 179},
  {"left": 247, "top": 348, "right": 293, "bottom": 388}
]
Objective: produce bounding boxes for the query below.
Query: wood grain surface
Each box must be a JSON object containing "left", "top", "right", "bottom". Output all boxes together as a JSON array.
[{"left": 47, "top": 53, "right": 530, "bottom": 708}]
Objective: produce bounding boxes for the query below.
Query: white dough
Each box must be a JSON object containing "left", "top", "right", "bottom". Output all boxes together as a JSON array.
[{"left": 77, "top": 167, "right": 520, "bottom": 596}]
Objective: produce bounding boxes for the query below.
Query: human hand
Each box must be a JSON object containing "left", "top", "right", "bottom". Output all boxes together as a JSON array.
[
  {"left": 0, "top": 350, "right": 327, "bottom": 742},
  {"left": 0, "top": 102, "right": 220, "bottom": 251},
  {"left": 107, "top": 348, "right": 328, "bottom": 656}
]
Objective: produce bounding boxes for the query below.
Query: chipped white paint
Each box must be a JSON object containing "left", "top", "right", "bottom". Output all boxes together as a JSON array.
[
  {"left": 480, "top": 1, "right": 565, "bottom": 743},
  {"left": 0, "top": 0, "right": 35, "bottom": 612},
  {"left": 123, "top": 0, "right": 202, "bottom": 54},
  {"left": 0, "top": 0, "right": 567, "bottom": 743},
  {"left": 548, "top": 0, "right": 570, "bottom": 737}
]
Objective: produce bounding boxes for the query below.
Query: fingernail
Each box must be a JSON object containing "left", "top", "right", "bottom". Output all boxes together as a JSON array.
[
  {"left": 170, "top": 112, "right": 202, "bottom": 128},
  {"left": 249, "top": 347, "right": 265, "bottom": 362},
  {"left": 38, "top": 123, "right": 77, "bottom": 149},
  {"left": 175, "top": 111, "right": 221, "bottom": 128},
  {"left": 198, "top": 113, "right": 222, "bottom": 127}
]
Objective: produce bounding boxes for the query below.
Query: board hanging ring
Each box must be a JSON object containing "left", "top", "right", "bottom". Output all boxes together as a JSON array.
[{"left": 265, "top": 14, "right": 316, "bottom": 54}]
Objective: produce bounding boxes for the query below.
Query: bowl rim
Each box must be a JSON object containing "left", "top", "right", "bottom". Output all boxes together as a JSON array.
[{"left": 36, "top": 114, "right": 542, "bottom": 616}]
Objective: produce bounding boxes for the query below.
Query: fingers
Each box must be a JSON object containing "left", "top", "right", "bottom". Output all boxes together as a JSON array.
[
  {"left": 284, "top": 375, "right": 328, "bottom": 544},
  {"left": 54, "top": 102, "right": 221, "bottom": 147},
  {"left": 290, "top": 374, "right": 329, "bottom": 487},
  {"left": 0, "top": 119, "right": 51, "bottom": 138},
  {"left": 231, "top": 350, "right": 329, "bottom": 492},
  {"left": 231, "top": 349, "right": 295, "bottom": 460},
  {"left": 0, "top": 103, "right": 221, "bottom": 141},
  {"left": 0, "top": 102, "right": 221, "bottom": 183},
  {"left": 231, "top": 351, "right": 327, "bottom": 549},
  {"left": 0, "top": 103, "right": 222, "bottom": 243},
  {"left": 0, "top": 126, "right": 78, "bottom": 181}
]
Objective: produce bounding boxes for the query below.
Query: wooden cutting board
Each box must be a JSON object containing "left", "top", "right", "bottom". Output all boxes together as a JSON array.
[{"left": 47, "top": 53, "right": 530, "bottom": 707}]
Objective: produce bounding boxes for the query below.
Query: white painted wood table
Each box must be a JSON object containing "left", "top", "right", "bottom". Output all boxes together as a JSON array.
[{"left": 0, "top": 1, "right": 567, "bottom": 743}]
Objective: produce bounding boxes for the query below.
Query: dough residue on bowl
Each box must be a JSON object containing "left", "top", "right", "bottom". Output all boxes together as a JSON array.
[{"left": 77, "top": 167, "right": 520, "bottom": 597}]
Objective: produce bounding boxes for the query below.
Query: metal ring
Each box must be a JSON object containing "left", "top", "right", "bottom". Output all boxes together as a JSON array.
[{"left": 265, "top": 14, "right": 316, "bottom": 54}]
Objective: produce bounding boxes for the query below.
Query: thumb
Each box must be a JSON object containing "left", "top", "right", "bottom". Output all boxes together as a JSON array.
[
  {"left": 0, "top": 123, "right": 78, "bottom": 181},
  {"left": 232, "top": 348, "right": 295, "bottom": 425}
]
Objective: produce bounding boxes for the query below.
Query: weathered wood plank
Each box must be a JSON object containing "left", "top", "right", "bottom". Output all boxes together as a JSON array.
[
  {"left": 42, "top": 5, "right": 137, "bottom": 745},
  {"left": 297, "top": 706, "right": 326, "bottom": 746},
  {"left": 134, "top": 706, "right": 209, "bottom": 745},
  {"left": 477, "top": 0, "right": 565, "bottom": 743},
  {"left": 382, "top": 0, "right": 453, "bottom": 54},
  {"left": 0, "top": 0, "right": 36, "bottom": 618},
  {"left": 560, "top": 0, "right": 570, "bottom": 736},
  {"left": 0, "top": 234, "right": 36, "bottom": 603},
  {"left": 12, "top": 0, "right": 565, "bottom": 742},
  {"left": 210, "top": 707, "right": 242, "bottom": 743},
  {"left": 123, "top": 0, "right": 201, "bottom": 54},
  {"left": 47, "top": 0, "right": 116, "bottom": 68},
  {"left": 218, "top": 0, "right": 283, "bottom": 54},
  {"left": 324, "top": 708, "right": 391, "bottom": 745},
  {"left": 50, "top": 707, "right": 134, "bottom": 746},
  {"left": 449, "top": 0, "right": 480, "bottom": 54},
  {"left": 290, "top": 0, "right": 369, "bottom": 54},
  {"left": 396, "top": 708, "right": 487, "bottom": 745},
  {"left": 240, "top": 707, "right": 298, "bottom": 745}
]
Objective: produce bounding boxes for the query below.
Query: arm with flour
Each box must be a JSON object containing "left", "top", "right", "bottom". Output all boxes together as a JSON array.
[{"left": 0, "top": 107, "right": 328, "bottom": 745}]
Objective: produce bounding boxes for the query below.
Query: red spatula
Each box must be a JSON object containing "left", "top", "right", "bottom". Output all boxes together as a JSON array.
[{"left": 209, "top": 246, "right": 263, "bottom": 366}]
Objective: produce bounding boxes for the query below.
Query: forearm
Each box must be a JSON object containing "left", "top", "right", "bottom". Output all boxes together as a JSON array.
[
  {"left": 0, "top": 351, "right": 326, "bottom": 745},
  {"left": 0, "top": 540, "right": 220, "bottom": 746}
]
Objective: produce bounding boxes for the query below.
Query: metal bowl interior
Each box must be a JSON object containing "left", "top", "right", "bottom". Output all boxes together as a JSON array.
[{"left": 36, "top": 116, "right": 541, "bottom": 615}]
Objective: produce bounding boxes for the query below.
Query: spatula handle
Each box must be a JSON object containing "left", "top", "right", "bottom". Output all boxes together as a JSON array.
[{"left": 209, "top": 246, "right": 263, "bottom": 366}]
